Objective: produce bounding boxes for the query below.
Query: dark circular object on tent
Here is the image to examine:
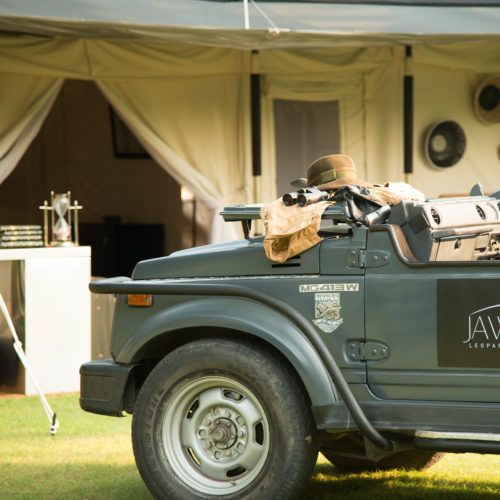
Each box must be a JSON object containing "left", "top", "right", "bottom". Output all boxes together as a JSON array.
[
  {"left": 424, "top": 120, "right": 466, "bottom": 169},
  {"left": 479, "top": 85, "right": 500, "bottom": 111},
  {"left": 474, "top": 76, "right": 500, "bottom": 123}
]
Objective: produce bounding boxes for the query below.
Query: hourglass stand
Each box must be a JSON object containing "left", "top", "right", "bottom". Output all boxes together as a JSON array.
[{"left": 39, "top": 191, "right": 83, "bottom": 247}]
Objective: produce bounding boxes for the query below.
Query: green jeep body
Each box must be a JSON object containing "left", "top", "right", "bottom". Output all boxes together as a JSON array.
[{"left": 80, "top": 194, "right": 500, "bottom": 499}]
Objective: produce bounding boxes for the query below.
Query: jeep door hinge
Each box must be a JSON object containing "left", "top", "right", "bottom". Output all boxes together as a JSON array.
[
  {"left": 346, "top": 249, "right": 390, "bottom": 268},
  {"left": 347, "top": 341, "right": 390, "bottom": 361}
]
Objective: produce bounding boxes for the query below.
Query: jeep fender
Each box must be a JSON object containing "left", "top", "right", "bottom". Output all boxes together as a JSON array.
[{"left": 115, "top": 296, "right": 339, "bottom": 407}]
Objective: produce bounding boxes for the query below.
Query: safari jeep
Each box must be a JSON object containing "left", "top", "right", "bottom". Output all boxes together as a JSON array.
[{"left": 80, "top": 190, "right": 500, "bottom": 500}]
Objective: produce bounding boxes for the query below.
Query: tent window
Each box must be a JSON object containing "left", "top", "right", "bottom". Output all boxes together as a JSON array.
[{"left": 274, "top": 99, "right": 340, "bottom": 197}]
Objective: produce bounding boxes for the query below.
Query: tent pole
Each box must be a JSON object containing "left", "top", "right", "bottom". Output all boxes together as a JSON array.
[
  {"left": 251, "top": 66, "right": 261, "bottom": 178},
  {"left": 404, "top": 45, "right": 413, "bottom": 184},
  {"left": 251, "top": 52, "right": 263, "bottom": 229},
  {"left": 243, "top": 0, "right": 250, "bottom": 29}
]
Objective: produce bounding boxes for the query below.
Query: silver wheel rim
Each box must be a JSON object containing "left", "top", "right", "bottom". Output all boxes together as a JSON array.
[{"left": 162, "top": 376, "right": 270, "bottom": 496}]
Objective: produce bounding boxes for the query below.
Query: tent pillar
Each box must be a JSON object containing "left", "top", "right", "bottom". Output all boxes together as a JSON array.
[
  {"left": 404, "top": 45, "right": 414, "bottom": 181},
  {"left": 251, "top": 69, "right": 262, "bottom": 178}
]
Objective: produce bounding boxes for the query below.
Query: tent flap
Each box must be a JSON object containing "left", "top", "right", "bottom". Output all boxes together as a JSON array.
[
  {"left": 0, "top": 76, "right": 63, "bottom": 185},
  {"left": 97, "top": 73, "right": 253, "bottom": 242}
]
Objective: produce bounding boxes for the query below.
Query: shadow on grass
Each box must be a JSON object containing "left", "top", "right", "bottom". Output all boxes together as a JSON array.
[
  {"left": 308, "top": 462, "right": 500, "bottom": 500},
  {"left": 2, "top": 455, "right": 499, "bottom": 499},
  {"left": 0, "top": 463, "right": 153, "bottom": 500}
]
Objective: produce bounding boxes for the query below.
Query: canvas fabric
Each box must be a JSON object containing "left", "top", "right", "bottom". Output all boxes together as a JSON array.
[
  {"left": 372, "top": 182, "right": 426, "bottom": 204},
  {"left": 260, "top": 198, "right": 332, "bottom": 263},
  {"left": 0, "top": 75, "right": 63, "bottom": 185}
]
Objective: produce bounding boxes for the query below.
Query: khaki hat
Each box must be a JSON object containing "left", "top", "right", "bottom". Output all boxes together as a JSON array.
[
  {"left": 307, "top": 154, "right": 371, "bottom": 190},
  {"left": 293, "top": 154, "right": 371, "bottom": 190}
]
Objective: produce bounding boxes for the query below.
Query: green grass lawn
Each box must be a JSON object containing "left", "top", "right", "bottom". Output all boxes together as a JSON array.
[{"left": 0, "top": 394, "right": 499, "bottom": 499}]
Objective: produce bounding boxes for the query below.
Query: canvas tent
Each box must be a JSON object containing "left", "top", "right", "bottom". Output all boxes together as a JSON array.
[{"left": 1, "top": 0, "right": 500, "bottom": 245}]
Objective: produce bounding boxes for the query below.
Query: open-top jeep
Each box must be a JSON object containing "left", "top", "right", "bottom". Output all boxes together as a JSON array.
[{"left": 81, "top": 188, "right": 500, "bottom": 499}]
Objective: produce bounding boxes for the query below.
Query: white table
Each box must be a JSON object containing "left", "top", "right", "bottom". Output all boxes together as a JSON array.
[{"left": 0, "top": 246, "right": 91, "bottom": 395}]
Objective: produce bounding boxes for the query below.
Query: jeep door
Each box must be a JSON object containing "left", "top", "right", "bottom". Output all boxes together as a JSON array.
[
  {"left": 312, "top": 231, "right": 367, "bottom": 386},
  {"left": 364, "top": 230, "right": 500, "bottom": 403}
]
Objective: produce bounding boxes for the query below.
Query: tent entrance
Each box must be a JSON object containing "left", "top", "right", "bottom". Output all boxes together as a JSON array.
[{"left": 0, "top": 79, "right": 205, "bottom": 277}]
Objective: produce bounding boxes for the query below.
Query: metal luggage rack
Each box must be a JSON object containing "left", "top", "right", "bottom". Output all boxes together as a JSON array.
[{"left": 221, "top": 203, "right": 353, "bottom": 239}]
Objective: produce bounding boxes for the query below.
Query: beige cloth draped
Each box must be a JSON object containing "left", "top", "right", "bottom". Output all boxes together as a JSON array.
[
  {"left": 0, "top": 75, "right": 63, "bottom": 185},
  {"left": 260, "top": 199, "right": 332, "bottom": 263}
]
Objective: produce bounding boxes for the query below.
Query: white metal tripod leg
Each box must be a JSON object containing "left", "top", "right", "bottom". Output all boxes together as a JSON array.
[{"left": 0, "top": 293, "right": 59, "bottom": 435}]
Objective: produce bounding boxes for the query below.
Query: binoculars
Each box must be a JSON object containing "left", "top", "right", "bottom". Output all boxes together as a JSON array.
[{"left": 282, "top": 187, "right": 329, "bottom": 207}]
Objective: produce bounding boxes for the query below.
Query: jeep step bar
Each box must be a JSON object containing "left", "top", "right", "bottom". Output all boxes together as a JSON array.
[
  {"left": 414, "top": 430, "right": 500, "bottom": 454},
  {"left": 91, "top": 277, "right": 394, "bottom": 451}
]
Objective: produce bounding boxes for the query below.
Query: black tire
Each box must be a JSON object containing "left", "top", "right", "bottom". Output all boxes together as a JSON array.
[
  {"left": 321, "top": 433, "right": 444, "bottom": 473},
  {"left": 132, "top": 337, "right": 318, "bottom": 500}
]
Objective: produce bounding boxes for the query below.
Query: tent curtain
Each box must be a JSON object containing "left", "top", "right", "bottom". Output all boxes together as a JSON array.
[
  {"left": 0, "top": 74, "right": 63, "bottom": 185},
  {"left": 97, "top": 74, "right": 252, "bottom": 242},
  {"left": 0, "top": 36, "right": 253, "bottom": 243}
]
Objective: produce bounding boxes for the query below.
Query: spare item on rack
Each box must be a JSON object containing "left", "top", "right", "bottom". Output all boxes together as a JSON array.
[{"left": 0, "top": 225, "right": 43, "bottom": 248}]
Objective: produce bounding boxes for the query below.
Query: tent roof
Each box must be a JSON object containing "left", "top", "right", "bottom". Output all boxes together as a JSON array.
[{"left": 1, "top": 0, "right": 500, "bottom": 48}]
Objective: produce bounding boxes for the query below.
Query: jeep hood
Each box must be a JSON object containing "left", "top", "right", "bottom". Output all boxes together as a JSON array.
[
  {"left": 131, "top": 236, "right": 320, "bottom": 279},
  {"left": 132, "top": 238, "right": 262, "bottom": 279}
]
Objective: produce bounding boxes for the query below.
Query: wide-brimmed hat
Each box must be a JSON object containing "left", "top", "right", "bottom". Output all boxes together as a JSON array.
[{"left": 292, "top": 154, "right": 371, "bottom": 190}]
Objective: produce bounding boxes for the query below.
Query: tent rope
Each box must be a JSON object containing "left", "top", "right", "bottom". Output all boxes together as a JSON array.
[{"left": 244, "top": 0, "right": 283, "bottom": 33}]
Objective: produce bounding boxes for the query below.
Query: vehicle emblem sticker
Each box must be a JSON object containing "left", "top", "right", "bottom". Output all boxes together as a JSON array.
[{"left": 313, "top": 293, "right": 343, "bottom": 333}]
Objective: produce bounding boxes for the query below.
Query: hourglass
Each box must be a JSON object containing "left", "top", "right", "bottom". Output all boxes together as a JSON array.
[{"left": 39, "top": 191, "right": 82, "bottom": 246}]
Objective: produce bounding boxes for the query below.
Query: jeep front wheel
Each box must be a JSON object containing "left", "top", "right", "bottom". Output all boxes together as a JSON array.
[{"left": 132, "top": 338, "right": 318, "bottom": 500}]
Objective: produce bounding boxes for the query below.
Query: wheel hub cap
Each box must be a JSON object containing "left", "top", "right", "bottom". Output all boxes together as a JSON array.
[
  {"left": 209, "top": 417, "right": 237, "bottom": 449},
  {"left": 198, "top": 408, "right": 246, "bottom": 458}
]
